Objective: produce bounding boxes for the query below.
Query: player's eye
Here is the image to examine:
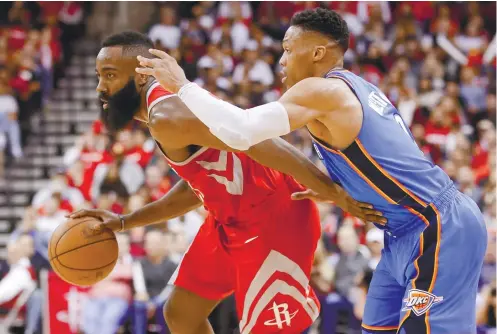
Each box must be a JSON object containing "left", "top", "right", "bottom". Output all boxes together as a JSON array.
[{"left": 106, "top": 73, "right": 115, "bottom": 79}]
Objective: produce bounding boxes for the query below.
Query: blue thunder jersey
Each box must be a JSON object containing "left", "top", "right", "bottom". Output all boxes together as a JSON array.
[{"left": 311, "top": 69, "right": 453, "bottom": 235}]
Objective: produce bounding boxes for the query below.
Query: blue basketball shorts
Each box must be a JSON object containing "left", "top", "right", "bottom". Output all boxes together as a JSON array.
[{"left": 362, "top": 185, "right": 487, "bottom": 334}]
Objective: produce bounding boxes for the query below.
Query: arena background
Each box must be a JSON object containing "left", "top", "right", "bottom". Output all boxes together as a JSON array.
[{"left": 0, "top": 1, "right": 495, "bottom": 334}]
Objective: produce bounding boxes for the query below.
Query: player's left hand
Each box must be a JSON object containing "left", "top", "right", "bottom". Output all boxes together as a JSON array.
[
  {"left": 292, "top": 189, "right": 387, "bottom": 225},
  {"left": 135, "top": 49, "right": 190, "bottom": 94}
]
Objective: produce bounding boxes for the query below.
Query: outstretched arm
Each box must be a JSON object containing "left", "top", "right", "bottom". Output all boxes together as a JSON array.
[
  {"left": 149, "top": 96, "right": 330, "bottom": 194},
  {"left": 149, "top": 96, "right": 386, "bottom": 224},
  {"left": 174, "top": 78, "right": 335, "bottom": 151},
  {"left": 136, "top": 50, "right": 345, "bottom": 150},
  {"left": 246, "top": 138, "right": 385, "bottom": 223}
]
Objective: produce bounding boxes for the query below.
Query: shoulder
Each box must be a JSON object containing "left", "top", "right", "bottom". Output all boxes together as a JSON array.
[
  {"left": 147, "top": 105, "right": 178, "bottom": 144},
  {"left": 147, "top": 82, "right": 176, "bottom": 112},
  {"left": 146, "top": 82, "right": 180, "bottom": 129},
  {"left": 290, "top": 77, "right": 353, "bottom": 97},
  {"left": 147, "top": 93, "right": 192, "bottom": 150},
  {"left": 282, "top": 77, "right": 358, "bottom": 110}
]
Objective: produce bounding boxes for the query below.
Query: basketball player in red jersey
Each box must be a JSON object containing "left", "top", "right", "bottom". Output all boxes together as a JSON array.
[{"left": 69, "top": 31, "right": 385, "bottom": 334}]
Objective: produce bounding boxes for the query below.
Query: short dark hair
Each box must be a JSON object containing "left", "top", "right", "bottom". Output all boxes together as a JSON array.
[
  {"left": 291, "top": 8, "right": 350, "bottom": 52},
  {"left": 101, "top": 31, "right": 154, "bottom": 55}
]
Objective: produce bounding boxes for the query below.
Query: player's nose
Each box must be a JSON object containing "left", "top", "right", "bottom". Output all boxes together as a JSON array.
[
  {"left": 279, "top": 54, "right": 287, "bottom": 67},
  {"left": 95, "top": 79, "right": 107, "bottom": 94}
]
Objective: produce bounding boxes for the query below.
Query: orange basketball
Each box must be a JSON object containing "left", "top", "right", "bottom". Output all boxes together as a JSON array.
[{"left": 49, "top": 217, "right": 118, "bottom": 286}]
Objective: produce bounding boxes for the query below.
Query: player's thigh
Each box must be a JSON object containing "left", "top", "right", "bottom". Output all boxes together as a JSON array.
[
  {"left": 164, "top": 285, "right": 222, "bottom": 324},
  {"left": 169, "top": 214, "right": 235, "bottom": 302},
  {"left": 398, "top": 194, "right": 487, "bottom": 334},
  {"left": 362, "top": 259, "right": 405, "bottom": 334},
  {"left": 233, "top": 201, "right": 321, "bottom": 334},
  {"left": 165, "top": 216, "right": 235, "bottom": 330}
]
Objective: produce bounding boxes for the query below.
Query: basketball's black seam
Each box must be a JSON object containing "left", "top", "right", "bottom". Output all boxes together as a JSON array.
[
  {"left": 49, "top": 237, "right": 117, "bottom": 262},
  {"left": 53, "top": 218, "right": 99, "bottom": 259},
  {"left": 54, "top": 256, "right": 117, "bottom": 271},
  {"left": 50, "top": 218, "right": 95, "bottom": 273},
  {"left": 50, "top": 249, "right": 62, "bottom": 276}
]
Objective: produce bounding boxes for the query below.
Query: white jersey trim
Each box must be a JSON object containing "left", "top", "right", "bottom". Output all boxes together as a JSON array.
[
  {"left": 146, "top": 82, "right": 160, "bottom": 103},
  {"left": 160, "top": 147, "right": 209, "bottom": 167}
]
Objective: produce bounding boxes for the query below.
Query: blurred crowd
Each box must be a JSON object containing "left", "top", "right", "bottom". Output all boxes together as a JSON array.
[
  {"left": 0, "top": 1, "right": 85, "bottom": 177},
  {"left": 1, "top": 2, "right": 496, "bottom": 334}
]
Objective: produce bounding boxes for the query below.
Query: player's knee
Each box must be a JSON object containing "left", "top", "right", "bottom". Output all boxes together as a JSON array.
[
  {"left": 163, "top": 296, "right": 202, "bottom": 332},
  {"left": 163, "top": 298, "right": 183, "bottom": 330}
]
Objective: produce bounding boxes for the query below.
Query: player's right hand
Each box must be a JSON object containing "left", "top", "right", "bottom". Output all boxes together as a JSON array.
[
  {"left": 136, "top": 49, "right": 190, "bottom": 94},
  {"left": 292, "top": 189, "right": 387, "bottom": 225},
  {"left": 66, "top": 209, "right": 122, "bottom": 232}
]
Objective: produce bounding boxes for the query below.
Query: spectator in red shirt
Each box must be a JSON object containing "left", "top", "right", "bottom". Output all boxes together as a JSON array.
[
  {"left": 424, "top": 104, "right": 453, "bottom": 153},
  {"left": 411, "top": 123, "right": 438, "bottom": 162},
  {"left": 32, "top": 169, "right": 84, "bottom": 211},
  {"left": 125, "top": 128, "right": 155, "bottom": 168}
]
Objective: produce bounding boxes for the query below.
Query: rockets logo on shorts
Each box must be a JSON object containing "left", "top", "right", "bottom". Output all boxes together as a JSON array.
[
  {"left": 402, "top": 289, "right": 444, "bottom": 316},
  {"left": 238, "top": 250, "right": 319, "bottom": 334},
  {"left": 264, "top": 302, "right": 299, "bottom": 329}
]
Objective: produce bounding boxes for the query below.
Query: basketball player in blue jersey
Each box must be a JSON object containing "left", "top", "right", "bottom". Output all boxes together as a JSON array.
[{"left": 137, "top": 7, "right": 488, "bottom": 334}]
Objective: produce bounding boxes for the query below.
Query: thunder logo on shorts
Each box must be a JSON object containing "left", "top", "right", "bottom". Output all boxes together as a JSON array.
[{"left": 402, "top": 289, "right": 444, "bottom": 316}]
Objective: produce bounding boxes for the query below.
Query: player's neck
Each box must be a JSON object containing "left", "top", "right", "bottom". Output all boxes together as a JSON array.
[{"left": 314, "top": 59, "right": 344, "bottom": 78}]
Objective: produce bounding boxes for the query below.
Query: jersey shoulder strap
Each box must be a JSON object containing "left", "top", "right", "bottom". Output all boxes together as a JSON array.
[{"left": 146, "top": 82, "right": 175, "bottom": 116}]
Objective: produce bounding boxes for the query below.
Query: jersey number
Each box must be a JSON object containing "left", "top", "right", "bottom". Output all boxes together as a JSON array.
[{"left": 197, "top": 151, "right": 244, "bottom": 195}]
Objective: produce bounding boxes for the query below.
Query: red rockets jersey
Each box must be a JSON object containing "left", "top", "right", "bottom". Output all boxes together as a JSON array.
[{"left": 146, "top": 82, "right": 306, "bottom": 223}]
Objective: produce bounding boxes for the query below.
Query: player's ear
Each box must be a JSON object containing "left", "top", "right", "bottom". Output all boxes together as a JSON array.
[
  {"left": 136, "top": 73, "right": 148, "bottom": 86},
  {"left": 313, "top": 45, "right": 326, "bottom": 62}
]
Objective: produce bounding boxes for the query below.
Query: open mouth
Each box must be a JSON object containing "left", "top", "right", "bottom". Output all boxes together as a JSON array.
[{"left": 100, "top": 99, "right": 108, "bottom": 109}]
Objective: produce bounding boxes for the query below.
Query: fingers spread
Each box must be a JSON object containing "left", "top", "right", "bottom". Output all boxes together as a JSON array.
[
  {"left": 67, "top": 209, "right": 86, "bottom": 219},
  {"left": 363, "top": 209, "right": 383, "bottom": 217},
  {"left": 366, "top": 215, "right": 388, "bottom": 225},
  {"left": 291, "top": 192, "right": 306, "bottom": 200},
  {"left": 136, "top": 67, "right": 154, "bottom": 75},
  {"left": 357, "top": 202, "right": 374, "bottom": 209},
  {"left": 291, "top": 189, "right": 313, "bottom": 200},
  {"left": 137, "top": 55, "right": 155, "bottom": 67},
  {"left": 149, "top": 49, "right": 169, "bottom": 59}
]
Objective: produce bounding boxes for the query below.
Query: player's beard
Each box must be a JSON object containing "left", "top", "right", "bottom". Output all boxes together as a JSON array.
[{"left": 99, "top": 78, "right": 141, "bottom": 133}]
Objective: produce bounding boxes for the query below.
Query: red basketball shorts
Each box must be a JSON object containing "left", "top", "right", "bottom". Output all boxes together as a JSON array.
[{"left": 168, "top": 197, "right": 321, "bottom": 334}]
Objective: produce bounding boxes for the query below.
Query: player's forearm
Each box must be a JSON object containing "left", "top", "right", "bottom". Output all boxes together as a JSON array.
[
  {"left": 123, "top": 180, "right": 202, "bottom": 230},
  {"left": 247, "top": 138, "right": 342, "bottom": 199},
  {"left": 177, "top": 83, "right": 290, "bottom": 150}
]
